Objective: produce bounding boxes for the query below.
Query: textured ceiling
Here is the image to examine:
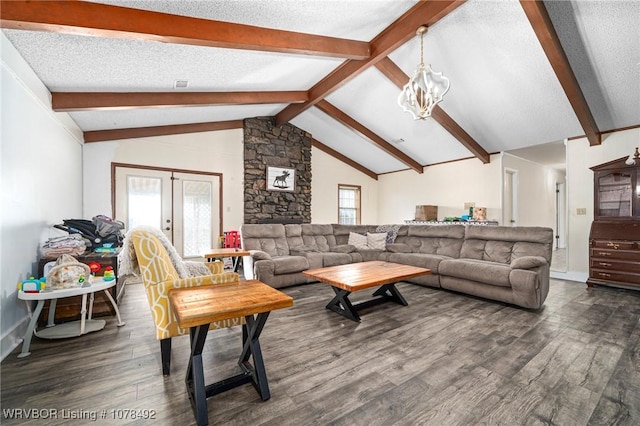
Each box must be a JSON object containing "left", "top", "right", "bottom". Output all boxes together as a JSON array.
[{"left": 2, "top": 0, "right": 638, "bottom": 175}]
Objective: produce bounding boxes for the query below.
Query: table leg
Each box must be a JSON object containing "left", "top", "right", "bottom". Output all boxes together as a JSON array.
[
  {"left": 185, "top": 324, "right": 210, "bottom": 426},
  {"left": 232, "top": 257, "right": 241, "bottom": 273},
  {"left": 80, "top": 294, "right": 88, "bottom": 335},
  {"left": 88, "top": 292, "right": 95, "bottom": 320},
  {"left": 239, "top": 313, "right": 270, "bottom": 400},
  {"left": 102, "top": 289, "right": 126, "bottom": 326},
  {"left": 46, "top": 299, "right": 57, "bottom": 327},
  {"left": 326, "top": 287, "right": 360, "bottom": 321},
  {"left": 372, "top": 283, "right": 408, "bottom": 306},
  {"left": 18, "top": 300, "right": 45, "bottom": 358}
]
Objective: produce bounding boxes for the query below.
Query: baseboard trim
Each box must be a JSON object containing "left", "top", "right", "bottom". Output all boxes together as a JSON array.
[
  {"left": 1, "top": 316, "right": 29, "bottom": 362},
  {"left": 550, "top": 270, "right": 588, "bottom": 283}
]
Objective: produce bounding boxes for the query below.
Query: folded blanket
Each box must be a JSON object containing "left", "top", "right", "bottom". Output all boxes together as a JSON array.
[{"left": 118, "top": 226, "right": 210, "bottom": 279}]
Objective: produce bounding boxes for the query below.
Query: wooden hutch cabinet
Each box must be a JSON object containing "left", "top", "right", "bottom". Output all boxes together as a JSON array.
[{"left": 588, "top": 150, "right": 640, "bottom": 289}]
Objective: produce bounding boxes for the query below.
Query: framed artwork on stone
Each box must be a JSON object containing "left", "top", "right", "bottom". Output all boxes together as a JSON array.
[{"left": 267, "top": 166, "right": 295, "bottom": 191}]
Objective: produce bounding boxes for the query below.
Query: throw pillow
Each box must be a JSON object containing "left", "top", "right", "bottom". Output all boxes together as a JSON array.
[
  {"left": 347, "top": 232, "right": 368, "bottom": 250},
  {"left": 376, "top": 224, "right": 400, "bottom": 245},
  {"left": 366, "top": 232, "right": 388, "bottom": 250}
]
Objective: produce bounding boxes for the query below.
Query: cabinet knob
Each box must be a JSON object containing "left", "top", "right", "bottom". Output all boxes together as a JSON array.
[
  {"left": 598, "top": 273, "right": 611, "bottom": 278},
  {"left": 598, "top": 252, "right": 611, "bottom": 256},
  {"left": 606, "top": 242, "right": 620, "bottom": 249},
  {"left": 598, "top": 262, "right": 612, "bottom": 267}
]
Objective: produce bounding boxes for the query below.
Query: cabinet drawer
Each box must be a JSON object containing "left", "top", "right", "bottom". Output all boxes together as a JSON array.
[
  {"left": 592, "top": 240, "right": 637, "bottom": 250},
  {"left": 590, "top": 249, "right": 640, "bottom": 261},
  {"left": 590, "top": 268, "right": 640, "bottom": 285},
  {"left": 590, "top": 259, "right": 640, "bottom": 273}
]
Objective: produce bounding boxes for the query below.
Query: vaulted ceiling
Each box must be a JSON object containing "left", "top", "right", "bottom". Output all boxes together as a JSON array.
[{"left": 2, "top": 0, "right": 638, "bottom": 178}]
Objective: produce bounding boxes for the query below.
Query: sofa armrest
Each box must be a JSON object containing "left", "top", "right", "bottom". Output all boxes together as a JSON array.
[
  {"left": 249, "top": 250, "right": 272, "bottom": 261},
  {"left": 331, "top": 244, "right": 356, "bottom": 253},
  {"left": 510, "top": 256, "right": 547, "bottom": 269},
  {"left": 386, "top": 243, "right": 413, "bottom": 253}
]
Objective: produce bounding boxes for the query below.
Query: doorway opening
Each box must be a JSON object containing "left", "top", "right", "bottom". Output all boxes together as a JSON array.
[{"left": 503, "top": 169, "right": 518, "bottom": 226}]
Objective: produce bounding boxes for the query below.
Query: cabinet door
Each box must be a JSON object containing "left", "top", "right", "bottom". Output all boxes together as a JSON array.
[{"left": 596, "top": 171, "right": 633, "bottom": 218}]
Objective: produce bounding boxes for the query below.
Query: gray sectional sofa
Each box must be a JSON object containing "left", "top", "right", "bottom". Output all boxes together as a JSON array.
[{"left": 240, "top": 223, "right": 553, "bottom": 309}]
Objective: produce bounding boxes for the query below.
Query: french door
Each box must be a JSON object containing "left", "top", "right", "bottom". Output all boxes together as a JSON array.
[{"left": 114, "top": 165, "right": 221, "bottom": 258}]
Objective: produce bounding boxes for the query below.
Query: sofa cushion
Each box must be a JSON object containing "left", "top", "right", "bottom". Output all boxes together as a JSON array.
[
  {"left": 301, "top": 224, "right": 337, "bottom": 252},
  {"left": 348, "top": 232, "right": 368, "bottom": 250},
  {"left": 387, "top": 243, "right": 413, "bottom": 253},
  {"left": 439, "top": 258, "right": 512, "bottom": 287},
  {"left": 358, "top": 249, "right": 386, "bottom": 262},
  {"left": 388, "top": 253, "right": 449, "bottom": 273},
  {"left": 241, "top": 224, "right": 289, "bottom": 256},
  {"left": 332, "top": 244, "right": 356, "bottom": 253},
  {"left": 367, "top": 232, "right": 388, "bottom": 250},
  {"left": 272, "top": 256, "right": 309, "bottom": 274},
  {"left": 322, "top": 252, "right": 354, "bottom": 267},
  {"left": 290, "top": 245, "right": 318, "bottom": 255}
]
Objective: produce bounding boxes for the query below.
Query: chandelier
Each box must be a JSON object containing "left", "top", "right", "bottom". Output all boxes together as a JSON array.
[{"left": 398, "top": 26, "right": 450, "bottom": 119}]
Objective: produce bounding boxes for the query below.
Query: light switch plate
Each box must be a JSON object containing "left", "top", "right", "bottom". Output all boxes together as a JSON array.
[{"left": 576, "top": 208, "right": 587, "bottom": 215}]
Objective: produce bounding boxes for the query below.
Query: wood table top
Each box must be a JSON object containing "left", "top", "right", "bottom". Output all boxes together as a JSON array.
[
  {"left": 203, "top": 248, "right": 250, "bottom": 258},
  {"left": 303, "top": 261, "right": 430, "bottom": 292},
  {"left": 169, "top": 280, "right": 293, "bottom": 329}
]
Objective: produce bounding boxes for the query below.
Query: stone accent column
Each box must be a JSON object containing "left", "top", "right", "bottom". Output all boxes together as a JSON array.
[{"left": 243, "top": 117, "right": 312, "bottom": 224}]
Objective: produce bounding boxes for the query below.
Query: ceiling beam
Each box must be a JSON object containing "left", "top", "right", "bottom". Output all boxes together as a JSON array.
[
  {"left": 84, "top": 120, "right": 243, "bottom": 143},
  {"left": 374, "top": 57, "right": 490, "bottom": 164},
  {"left": 52, "top": 91, "right": 308, "bottom": 111},
  {"left": 520, "top": 0, "right": 601, "bottom": 146},
  {"left": 315, "top": 100, "right": 423, "bottom": 174},
  {"left": 275, "top": 0, "right": 465, "bottom": 126},
  {"left": 0, "top": 0, "right": 370, "bottom": 60},
  {"left": 312, "top": 139, "right": 378, "bottom": 180}
]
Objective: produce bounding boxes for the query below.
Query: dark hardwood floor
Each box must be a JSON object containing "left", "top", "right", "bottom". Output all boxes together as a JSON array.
[{"left": 2, "top": 277, "right": 639, "bottom": 425}]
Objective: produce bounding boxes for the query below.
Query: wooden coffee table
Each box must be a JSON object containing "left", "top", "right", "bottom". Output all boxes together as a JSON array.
[{"left": 303, "top": 261, "right": 430, "bottom": 322}]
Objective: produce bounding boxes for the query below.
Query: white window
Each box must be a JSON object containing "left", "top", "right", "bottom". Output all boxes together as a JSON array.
[{"left": 338, "top": 185, "right": 361, "bottom": 225}]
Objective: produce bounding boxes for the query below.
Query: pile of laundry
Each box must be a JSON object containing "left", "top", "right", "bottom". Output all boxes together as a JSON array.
[{"left": 40, "top": 234, "right": 87, "bottom": 259}]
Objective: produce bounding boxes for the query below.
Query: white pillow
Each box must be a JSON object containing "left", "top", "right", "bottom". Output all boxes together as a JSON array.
[
  {"left": 347, "top": 232, "right": 368, "bottom": 250},
  {"left": 367, "top": 232, "right": 387, "bottom": 250}
]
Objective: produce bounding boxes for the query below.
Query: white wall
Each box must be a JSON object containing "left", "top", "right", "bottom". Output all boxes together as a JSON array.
[
  {"left": 566, "top": 128, "right": 640, "bottom": 277},
  {"left": 1, "top": 34, "right": 83, "bottom": 360},
  {"left": 501, "top": 153, "right": 556, "bottom": 228},
  {"left": 377, "top": 155, "right": 502, "bottom": 224},
  {"left": 83, "top": 129, "right": 245, "bottom": 232},
  {"left": 311, "top": 147, "right": 378, "bottom": 224}
]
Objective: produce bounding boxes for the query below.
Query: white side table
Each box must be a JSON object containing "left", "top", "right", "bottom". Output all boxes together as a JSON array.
[{"left": 17, "top": 277, "right": 125, "bottom": 358}]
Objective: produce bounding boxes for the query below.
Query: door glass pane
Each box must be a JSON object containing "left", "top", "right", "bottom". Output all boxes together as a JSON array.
[
  {"left": 127, "top": 176, "right": 162, "bottom": 229},
  {"left": 182, "top": 180, "right": 212, "bottom": 257}
]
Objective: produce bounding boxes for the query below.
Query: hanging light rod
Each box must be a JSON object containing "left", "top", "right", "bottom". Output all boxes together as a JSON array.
[{"left": 398, "top": 25, "right": 450, "bottom": 120}]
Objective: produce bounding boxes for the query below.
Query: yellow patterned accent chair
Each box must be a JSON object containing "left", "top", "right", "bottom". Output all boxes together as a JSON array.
[{"left": 129, "top": 229, "right": 243, "bottom": 375}]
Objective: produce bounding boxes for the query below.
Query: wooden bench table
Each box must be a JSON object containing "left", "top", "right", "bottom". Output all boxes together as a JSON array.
[{"left": 169, "top": 280, "right": 293, "bottom": 426}]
